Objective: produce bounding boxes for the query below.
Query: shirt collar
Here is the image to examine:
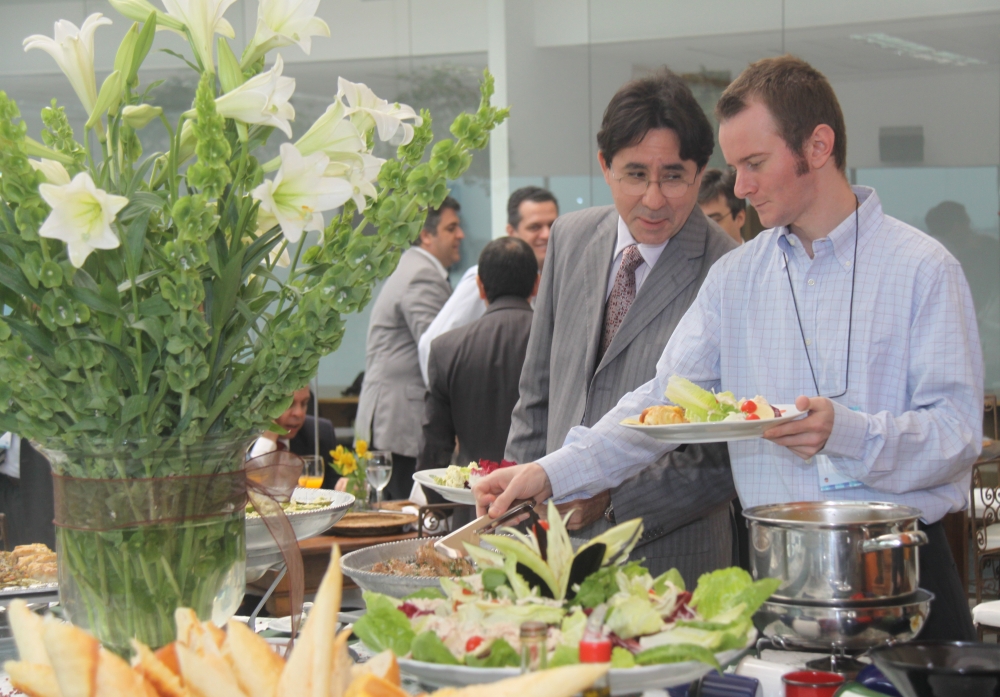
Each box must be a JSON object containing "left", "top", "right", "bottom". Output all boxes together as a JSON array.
[
  {"left": 412, "top": 246, "right": 449, "bottom": 280},
  {"left": 777, "top": 186, "right": 883, "bottom": 270},
  {"left": 614, "top": 216, "right": 670, "bottom": 268}
]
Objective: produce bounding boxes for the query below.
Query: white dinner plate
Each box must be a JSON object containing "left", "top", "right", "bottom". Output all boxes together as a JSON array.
[
  {"left": 621, "top": 404, "right": 804, "bottom": 443},
  {"left": 412, "top": 469, "right": 476, "bottom": 505},
  {"left": 386, "top": 631, "right": 754, "bottom": 696}
]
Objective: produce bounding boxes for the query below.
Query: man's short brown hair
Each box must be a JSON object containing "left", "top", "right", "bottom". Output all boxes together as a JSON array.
[{"left": 716, "top": 55, "right": 846, "bottom": 175}]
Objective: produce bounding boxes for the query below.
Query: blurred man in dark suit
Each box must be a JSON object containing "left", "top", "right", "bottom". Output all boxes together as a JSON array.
[
  {"left": 0, "top": 435, "right": 55, "bottom": 549},
  {"left": 419, "top": 237, "right": 539, "bottom": 471}
]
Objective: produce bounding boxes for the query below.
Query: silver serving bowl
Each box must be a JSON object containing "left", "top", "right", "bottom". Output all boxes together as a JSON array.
[
  {"left": 754, "top": 588, "right": 934, "bottom": 651},
  {"left": 340, "top": 538, "right": 476, "bottom": 598}
]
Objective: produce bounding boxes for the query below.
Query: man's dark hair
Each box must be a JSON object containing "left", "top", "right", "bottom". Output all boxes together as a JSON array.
[
  {"left": 420, "top": 196, "right": 461, "bottom": 238},
  {"left": 698, "top": 168, "right": 744, "bottom": 219},
  {"left": 596, "top": 69, "right": 714, "bottom": 170},
  {"left": 716, "top": 55, "right": 846, "bottom": 175},
  {"left": 507, "top": 187, "right": 558, "bottom": 229},
  {"left": 477, "top": 237, "right": 538, "bottom": 303}
]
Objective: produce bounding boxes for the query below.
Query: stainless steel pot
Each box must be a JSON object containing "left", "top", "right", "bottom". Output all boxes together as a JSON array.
[{"left": 742, "top": 501, "right": 928, "bottom": 605}]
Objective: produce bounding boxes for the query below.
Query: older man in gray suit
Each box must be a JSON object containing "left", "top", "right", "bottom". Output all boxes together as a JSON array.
[
  {"left": 505, "top": 71, "right": 738, "bottom": 583},
  {"left": 356, "top": 197, "right": 463, "bottom": 500}
]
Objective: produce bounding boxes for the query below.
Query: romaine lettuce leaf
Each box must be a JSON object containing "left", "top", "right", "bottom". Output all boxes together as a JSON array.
[
  {"left": 352, "top": 592, "right": 415, "bottom": 656},
  {"left": 404, "top": 587, "right": 445, "bottom": 600},
  {"left": 635, "top": 643, "right": 721, "bottom": 671},
  {"left": 611, "top": 647, "right": 636, "bottom": 668},
  {"left": 465, "top": 638, "right": 520, "bottom": 667},
  {"left": 570, "top": 565, "right": 619, "bottom": 608},
  {"left": 653, "top": 568, "right": 686, "bottom": 594},
  {"left": 560, "top": 607, "right": 588, "bottom": 647},
  {"left": 548, "top": 645, "right": 580, "bottom": 668},
  {"left": 411, "top": 631, "right": 460, "bottom": 665},
  {"left": 606, "top": 594, "right": 663, "bottom": 639}
]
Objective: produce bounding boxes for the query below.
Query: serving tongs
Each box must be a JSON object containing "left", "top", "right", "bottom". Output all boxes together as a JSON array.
[{"left": 433, "top": 499, "right": 542, "bottom": 560}]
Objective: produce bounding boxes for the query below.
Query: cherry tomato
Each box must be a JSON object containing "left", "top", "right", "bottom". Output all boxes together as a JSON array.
[
  {"left": 466, "top": 636, "right": 483, "bottom": 652},
  {"left": 746, "top": 414, "right": 760, "bottom": 420},
  {"left": 741, "top": 400, "right": 757, "bottom": 414}
]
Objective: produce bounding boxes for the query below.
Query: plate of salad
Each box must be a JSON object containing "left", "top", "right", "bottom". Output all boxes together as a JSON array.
[
  {"left": 351, "top": 503, "right": 779, "bottom": 695},
  {"left": 621, "top": 376, "right": 804, "bottom": 443},
  {"left": 413, "top": 459, "right": 517, "bottom": 505}
]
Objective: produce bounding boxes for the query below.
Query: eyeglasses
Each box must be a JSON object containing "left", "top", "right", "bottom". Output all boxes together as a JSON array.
[{"left": 609, "top": 168, "right": 695, "bottom": 198}]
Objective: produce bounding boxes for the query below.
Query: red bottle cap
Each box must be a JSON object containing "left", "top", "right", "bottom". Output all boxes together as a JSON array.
[{"left": 579, "top": 638, "right": 612, "bottom": 663}]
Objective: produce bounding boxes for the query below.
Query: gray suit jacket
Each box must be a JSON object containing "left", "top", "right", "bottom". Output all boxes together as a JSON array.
[
  {"left": 356, "top": 247, "right": 452, "bottom": 457},
  {"left": 505, "top": 205, "right": 739, "bottom": 583},
  {"left": 420, "top": 296, "right": 534, "bottom": 470}
]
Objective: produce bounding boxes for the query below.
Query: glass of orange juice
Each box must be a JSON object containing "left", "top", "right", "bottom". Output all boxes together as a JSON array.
[{"left": 298, "top": 455, "right": 325, "bottom": 489}]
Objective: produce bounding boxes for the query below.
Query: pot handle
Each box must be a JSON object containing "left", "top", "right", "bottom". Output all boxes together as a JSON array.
[{"left": 860, "top": 530, "right": 929, "bottom": 553}]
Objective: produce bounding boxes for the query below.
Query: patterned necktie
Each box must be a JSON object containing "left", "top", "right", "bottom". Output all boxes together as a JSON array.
[{"left": 600, "top": 245, "right": 644, "bottom": 357}]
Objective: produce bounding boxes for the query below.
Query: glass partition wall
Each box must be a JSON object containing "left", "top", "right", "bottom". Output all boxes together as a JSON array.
[{"left": 2, "top": 0, "right": 998, "bottom": 393}]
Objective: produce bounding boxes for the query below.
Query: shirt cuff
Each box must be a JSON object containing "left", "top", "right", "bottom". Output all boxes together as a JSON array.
[
  {"left": 822, "top": 400, "right": 869, "bottom": 462},
  {"left": 538, "top": 448, "right": 582, "bottom": 501}
]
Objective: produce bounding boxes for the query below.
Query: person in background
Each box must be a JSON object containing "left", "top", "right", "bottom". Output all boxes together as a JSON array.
[
  {"left": 249, "top": 385, "right": 339, "bottom": 489},
  {"left": 504, "top": 70, "right": 739, "bottom": 581},
  {"left": 418, "top": 187, "right": 558, "bottom": 385},
  {"left": 698, "top": 168, "right": 746, "bottom": 245},
  {"left": 355, "top": 197, "right": 462, "bottom": 500},
  {"left": 476, "top": 55, "right": 982, "bottom": 643},
  {"left": 419, "top": 237, "right": 539, "bottom": 473},
  {"left": 0, "top": 434, "right": 55, "bottom": 549}
]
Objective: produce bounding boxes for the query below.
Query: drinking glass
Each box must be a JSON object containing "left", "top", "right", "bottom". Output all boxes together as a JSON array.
[
  {"left": 298, "top": 455, "right": 325, "bottom": 489},
  {"left": 365, "top": 451, "right": 393, "bottom": 508}
]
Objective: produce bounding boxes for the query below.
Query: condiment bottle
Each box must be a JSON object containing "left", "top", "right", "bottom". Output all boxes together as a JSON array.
[
  {"left": 519, "top": 620, "right": 548, "bottom": 674},
  {"left": 579, "top": 605, "right": 612, "bottom": 697}
]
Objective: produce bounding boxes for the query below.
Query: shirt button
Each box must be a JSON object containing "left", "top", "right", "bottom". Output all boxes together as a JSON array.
[
  {"left": 808, "top": 278, "right": 816, "bottom": 286},
  {"left": 805, "top": 339, "right": 813, "bottom": 346},
  {"left": 789, "top": 238, "right": 796, "bottom": 246},
  {"left": 845, "top": 261, "right": 852, "bottom": 269}
]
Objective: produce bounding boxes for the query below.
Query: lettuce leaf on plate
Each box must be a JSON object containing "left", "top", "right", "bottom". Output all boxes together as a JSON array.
[
  {"left": 411, "top": 631, "right": 460, "bottom": 665},
  {"left": 465, "top": 638, "right": 520, "bottom": 667},
  {"left": 634, "top": 643, "right": 721, "bottom": 671},
  {"left": 352, "top": 591, "right": 416, "bottom": 656}
]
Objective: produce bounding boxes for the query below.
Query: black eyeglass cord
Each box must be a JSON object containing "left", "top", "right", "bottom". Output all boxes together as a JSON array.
[{"left": 783, "top": 196, "right": 858, "bottom": 399}]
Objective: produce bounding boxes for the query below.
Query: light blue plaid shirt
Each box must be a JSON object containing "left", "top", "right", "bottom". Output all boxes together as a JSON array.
[{"left": 540, "top": 187, "right": 984, "bottom": 524}]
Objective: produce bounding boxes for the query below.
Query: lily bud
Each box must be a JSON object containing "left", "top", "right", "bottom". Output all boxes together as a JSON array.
[
  {"left": 122, "top": 104, "right": 162, "bottom": 129},
  {"left": 86, "top": 70, "right": 123, "bottom": 129},
  {"left": 108, "top": 0, "right": 184, "bottom": 32},
  {"left": 216, "top": 37, "right": 244, "bottom": 94}
]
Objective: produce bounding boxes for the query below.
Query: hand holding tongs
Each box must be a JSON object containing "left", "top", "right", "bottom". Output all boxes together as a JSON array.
[{"left": 433, "top": 499, "right": 542, "bottom": 560}]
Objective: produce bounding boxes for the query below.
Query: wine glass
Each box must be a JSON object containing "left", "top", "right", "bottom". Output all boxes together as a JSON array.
[
  {"left": 298, "top": 455, "right": 325, "bottom": 489},
  {"left": 365, "top": 451, "right": 393, "bottom": 508}
]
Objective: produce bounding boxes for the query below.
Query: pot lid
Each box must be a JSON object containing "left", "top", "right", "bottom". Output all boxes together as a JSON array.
[{"left": 742, "top": 501, "right": 923, "bottom": 527}]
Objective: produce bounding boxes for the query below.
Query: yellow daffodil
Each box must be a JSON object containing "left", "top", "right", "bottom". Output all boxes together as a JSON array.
[{"left": 355, "top": 440, "right": 368, "bottom": 458}]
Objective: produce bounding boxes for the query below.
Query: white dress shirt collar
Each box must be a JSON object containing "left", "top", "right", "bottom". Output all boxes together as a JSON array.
[
  {"left": 606, "top": 216, "right": 671, "bottom": 300},
  {"left": 412, "top": 246, "right": 450, "bottom": 280},
  {"left": 614, "top": 216, "right": 670, "bottom": 269}
]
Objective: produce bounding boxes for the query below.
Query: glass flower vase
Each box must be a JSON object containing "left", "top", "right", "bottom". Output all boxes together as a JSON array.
[{"left": 38, "top": 432, "right": 251, "bottom": 655}]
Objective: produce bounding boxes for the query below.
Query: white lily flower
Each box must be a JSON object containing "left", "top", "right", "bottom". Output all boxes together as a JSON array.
[
  {"left": 346, "top": 156, "right": 382, "bottom": 212},
  {"left": 107, "top": 0, "right": 186, "bottom": 32},
  {"left": 161, "top": 0, "right": 237, "bottom": 71},
  {"left": 338, "top": 77, "right": 422, "bottom": 146},
  {"left": 215, "top": 54, "right": 296, "bottom": 137},
  {"left": 244, "top": 0, "right": 330, "bottom": 64},
  {"left": 38, "top": 172, "right": 129, "bottom": 268},
  {"left": 294, "top": 100, "right": 364, "bottom": 161},
  {"left": 23, "top": 14, "right": 112, "bottom": 114},
  {"left": 252, "top": 143, "right": 352, "bottom": 244},
  {"left": 29, "top": 159, "right": 72, "bottom": 186}
]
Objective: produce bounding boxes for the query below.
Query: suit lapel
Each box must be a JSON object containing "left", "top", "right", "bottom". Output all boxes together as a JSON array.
[
  {"left": 582, "top": 211, "right": 620, "bottom": 377},
  {"left": 596, "top": 208, "right": 709, "bottom": 371}
]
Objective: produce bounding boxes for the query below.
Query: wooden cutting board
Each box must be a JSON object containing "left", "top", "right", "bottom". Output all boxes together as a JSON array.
[{"left": 329, "top": 500, "right": 418, "bottom": 537}]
